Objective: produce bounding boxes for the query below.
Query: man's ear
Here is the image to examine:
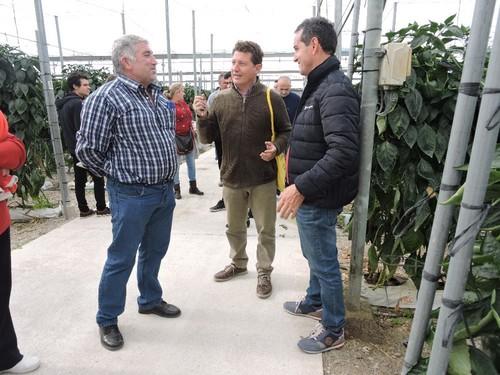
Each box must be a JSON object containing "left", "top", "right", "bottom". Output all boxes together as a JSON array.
[
  {"left": 120, "top": 56, "right": 131, "bottom": 71},
  {"left": 311, "top": 36, "right": 321, "bottom": 55},
  {"left": 255, "top": 63, "right": 263, "bottom": 74}
]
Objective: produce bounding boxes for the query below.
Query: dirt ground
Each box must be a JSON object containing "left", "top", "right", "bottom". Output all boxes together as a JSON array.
[{"left": 10, "top": 179, "right": 412, "bottom": 375}]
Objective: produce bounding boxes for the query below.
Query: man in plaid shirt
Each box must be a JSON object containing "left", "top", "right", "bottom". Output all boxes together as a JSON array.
[{"left": 77, "top": 35, "right": 180, "bottom": 351}]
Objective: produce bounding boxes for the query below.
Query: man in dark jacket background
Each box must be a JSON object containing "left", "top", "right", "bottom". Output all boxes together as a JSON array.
[
  {"left": 278, "top": 17, "right": 360, "bottom": 354},
  {"left": 56, "top": 72, "right": 109, "bottom": 217}
]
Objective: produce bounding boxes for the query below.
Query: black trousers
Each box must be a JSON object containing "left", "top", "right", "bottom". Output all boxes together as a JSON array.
[
  {"left": 0, "top": 228, "right": 22, "bottom": 370},
  {"left": 71, "top": 154, "right": 106, "bottom": 212},
  {"left": 214, "top": 136, "right": 223, "bottom": 170}
]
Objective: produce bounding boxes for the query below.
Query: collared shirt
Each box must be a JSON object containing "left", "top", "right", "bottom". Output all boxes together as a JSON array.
[
  {"left": 76, "top": 74, "right": 178, "bottom": 185},
  {"left": 234, "top": 79, "right": 257, "bottom": 97}
]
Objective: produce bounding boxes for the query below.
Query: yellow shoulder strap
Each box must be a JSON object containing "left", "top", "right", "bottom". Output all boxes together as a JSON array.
[{"left": 266, "top": 87, "right": 276, "bottom": 141}]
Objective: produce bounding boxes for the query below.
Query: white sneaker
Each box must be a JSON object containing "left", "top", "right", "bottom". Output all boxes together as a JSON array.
[{"left": 0, "top": 355, "right": 40, "bottom": 374}]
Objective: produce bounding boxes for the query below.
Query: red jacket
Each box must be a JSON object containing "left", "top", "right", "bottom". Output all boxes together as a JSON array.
[
  {"left": 175, "top": 100, "right": 193, "bottom": 135},
  {"left": 0, "top": 111, "right": 26, "bottom": 234}
]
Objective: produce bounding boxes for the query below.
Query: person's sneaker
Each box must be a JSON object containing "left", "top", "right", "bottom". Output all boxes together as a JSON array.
[
  {"left": 96, "top": 207, "right": 111, "bottom": 216},
  {"left": 0, "top": 355, "right": 40, "bottom": 374},
  {"left": 256, "top": 274, "right": 272, "bottom": 299},
  {"left": 283, "top": 298, "right": 322, "bottom": 320},
  {"left": 297, "top": 323, "right": 345, "bottom": 354},
  {"left": 214, "top": 264, "right": 247, "bottom": 282},
  {"left": 80, "top": 209, "right": 95, "bottom": 218},
  {"left": 209, "top": 199, "right": 225, "bottom": 212}
]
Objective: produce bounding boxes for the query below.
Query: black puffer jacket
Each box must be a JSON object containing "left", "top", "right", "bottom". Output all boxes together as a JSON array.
[
  {"left": 288, "top": 56, "right": 360, "bottom": 209},
  {"left": 55, "top": 93, "right": 82, "bottom": 154}
]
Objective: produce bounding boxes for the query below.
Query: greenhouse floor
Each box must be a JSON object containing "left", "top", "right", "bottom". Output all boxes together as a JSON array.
[{"left": 10, "top": 150, "right": 322, "bottom": 375}]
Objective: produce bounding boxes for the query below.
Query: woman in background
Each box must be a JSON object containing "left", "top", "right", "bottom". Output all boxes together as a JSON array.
[{"left": 166, "top": 83, "right": 203, "bottom": 200}]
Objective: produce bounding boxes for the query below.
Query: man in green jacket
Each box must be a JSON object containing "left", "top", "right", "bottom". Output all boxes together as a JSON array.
[{"left": 193, "top": 40, "right": 291, "bottom": 299}]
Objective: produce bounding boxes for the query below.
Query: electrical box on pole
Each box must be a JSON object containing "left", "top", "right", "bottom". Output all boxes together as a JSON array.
[{"left": 378, "top": 43, "right": 411, "bottom": 87}]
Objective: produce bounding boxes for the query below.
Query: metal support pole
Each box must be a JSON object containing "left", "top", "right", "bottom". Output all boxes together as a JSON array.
[
  {"left": 427, "top": 12, "right": 500, "bottom": 374},
  {"left": 121, "top": 5, "right": 126, "bottom": 35},
  {"left": 210, "top": 33, "right": 214, "bottom": 91},
  {"left": 317, "top": 0, "right": 322, "bottom": 16},
  {"left": 313, "top": 6, "right": 316, "bottom": 17},
  {"left": 391, "top": 2, "right": 398, "bottom": 32},
  {"left": 11, "top": 0, "right": 20, "bottom": 46},
  {"left": 347, "top": 0, "right": 385, "bottom": 310},
  {"left": 54, "top": 15, "right": 64, "bottom": 74},
  {"left": 198, "top": 56, "right": 201, "bottom": 90},
  {"left": 34, "top": 0, "right": 71, "bottom": 219},
  {"left": 164, "top": 0, "right": 172, "bottom": 85},
  {"left": 347, "top": 0, "right": 361, "bottom": 80},
  {"left": 192, "top": 10, "right": 197, "bottom": 95},
  {"left": 335, "top": 0, "right": 343, "bottom": 61},
  {"left": 401, "top": 2, "right": 497, "bottom": 373}
]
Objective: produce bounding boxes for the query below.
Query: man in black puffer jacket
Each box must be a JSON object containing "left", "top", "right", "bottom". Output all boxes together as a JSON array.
[
  {"left": 56, "top": 72, "right": 109, "bottom": 217},
  {"left": 278, "top": 17, "right": 360, "bottom": 354}
]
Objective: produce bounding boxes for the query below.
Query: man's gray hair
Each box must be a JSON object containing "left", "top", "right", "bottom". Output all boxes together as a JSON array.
[{"left": 111, "top": 35, "right": 148, "bottom": 74}]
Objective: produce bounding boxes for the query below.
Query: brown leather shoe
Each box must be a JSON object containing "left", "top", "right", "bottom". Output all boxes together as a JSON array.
[
  {"left": 214, "top": 264, "right": 247, "bottom": 282},
  {"left": 256, "top": 274, "right": 272, "bottom": 299}
]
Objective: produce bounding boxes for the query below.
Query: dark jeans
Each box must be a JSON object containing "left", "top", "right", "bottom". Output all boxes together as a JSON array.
[
  {"left": 71, "top": 154, "right": 106, "bottom": 212},
  {"left": 296, "top": 205, "right": 345, "bottom": 331},
  {"left": 0, "top": 228, "right": 23, "bottom": 371},
  {"left": 96, "top": 178, "right": 176, "bottom": 327}
]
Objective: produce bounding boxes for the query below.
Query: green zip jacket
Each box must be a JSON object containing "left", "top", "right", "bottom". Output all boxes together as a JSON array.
[{"left": 198, "top": 80, "right": 291, "bottom": 189}]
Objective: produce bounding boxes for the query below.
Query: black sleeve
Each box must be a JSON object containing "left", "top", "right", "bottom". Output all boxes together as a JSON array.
[{"left": 295, "top": 83, "right": 360, "bottom": 197}]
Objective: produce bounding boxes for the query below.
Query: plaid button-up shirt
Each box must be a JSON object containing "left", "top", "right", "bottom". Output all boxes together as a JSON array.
[{"left": 76, "top": 75, "right": 178, "bottom": 185}]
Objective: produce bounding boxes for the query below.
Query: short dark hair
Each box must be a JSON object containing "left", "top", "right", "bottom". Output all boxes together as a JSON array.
[
  {"left": 295, "top": 17, "right": 337, "bottom": 55},
  {"left": 232, "top": 41, "right": 263, "bottom": 65},
  {"left": 67, "top": 72, "right": 89, "bottom": 91},
  {"left": 223, "top": 71, "right": 231, "bottom": 79}
]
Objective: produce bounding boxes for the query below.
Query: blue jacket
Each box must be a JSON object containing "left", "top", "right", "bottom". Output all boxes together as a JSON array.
[
  {"left": 283, "top": 91, "right": 301, "bottom": 124},
  {"left": 288, "top": 56, "right": 360, "bottom": 209}
]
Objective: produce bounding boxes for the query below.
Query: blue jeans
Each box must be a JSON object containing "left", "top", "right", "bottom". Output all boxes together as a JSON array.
[
  {"left": 174, "top": 150, "right": 196, "bottom": 184},
  {"left": 296, "top": 204, "right": 345, "bottom": 331},
  {"left": 96, "top": 178, "right": 176, "bottom": 327}
]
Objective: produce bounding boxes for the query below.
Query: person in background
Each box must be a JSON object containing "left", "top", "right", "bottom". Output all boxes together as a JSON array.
[
  {"left": 194, "top": 40, "right": 291, "bottom": 299},
  {"left": 276, "top": 75, "right": 301, "bottom": 124},
  {"left": 76, "top": 35, "right": 181, "bottom": 351},
  {"left": 56, "top": 72, "right": 110, "bottom": 217},
  {"left": 278, "top": 17, "right": 360, "bottom": 354},
  {"left": 0, "top": 111, "right": 40, "bottom": 374},
  {"left": 167, "top": 83, "right": 204, "bottom": 200},
  {"left": 207, "top": 71, "right": 231, "bottom": 212}
]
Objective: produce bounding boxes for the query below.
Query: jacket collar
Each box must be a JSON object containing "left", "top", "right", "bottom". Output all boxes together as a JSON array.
[
  {"left": 298, "top": 55, "right": 340, "bottom": 109},
  {"left": 234, "top": 77, "right": 260, "bottom": 97},
  {"left": 307, "top": 55, "right": 340, "bottom": 85}
]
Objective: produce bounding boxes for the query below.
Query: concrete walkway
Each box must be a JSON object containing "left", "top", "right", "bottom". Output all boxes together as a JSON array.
[{"left": 10, "top": 150, "right": 322, "bottom": 375}]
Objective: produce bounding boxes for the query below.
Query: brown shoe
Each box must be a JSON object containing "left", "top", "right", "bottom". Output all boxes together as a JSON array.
[
  {"left": 256, "top": 274, "right": 272, "bottom": 299},
  {"left": 214, "top": 264, "right": 248, "bottom": 282}
]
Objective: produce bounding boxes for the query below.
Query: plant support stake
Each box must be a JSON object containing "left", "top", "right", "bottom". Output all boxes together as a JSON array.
[
  {"left": 347, "top": 0, "right": 361, "bottom": 80},
  {"left": 401, "top": 1, "right": 497, "bottom": 373},
  {"left": 164, "top": 0, "right": 172, "bottom": 85},
  {"left": 34, "top": 0, "right": 71, "bottom": 219},
  {"left": 427, "top": 10, "right": 500, "bottom": 374},
  {"left": 347, "top": 0, "right": 385, "bottom": 310}
]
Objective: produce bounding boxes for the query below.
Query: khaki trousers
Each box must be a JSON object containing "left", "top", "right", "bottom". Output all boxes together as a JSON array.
[{"left": 223, "top": 180, "right": 276, "bottom": 274}]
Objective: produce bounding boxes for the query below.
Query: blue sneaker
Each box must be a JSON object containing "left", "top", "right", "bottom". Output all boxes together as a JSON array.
[
  {"left": 283, "top": 298, "right": 322, "bottom": 320},
  {"left": 297, "top": 323, "right": 345, "bottom": 354}
]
